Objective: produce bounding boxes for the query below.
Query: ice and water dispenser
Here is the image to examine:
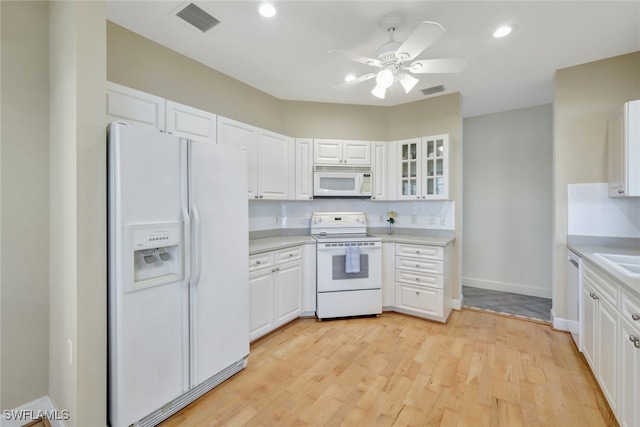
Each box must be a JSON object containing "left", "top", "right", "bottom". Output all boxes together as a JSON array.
[{"left": 124, "top": 222, "right": 183, "bottom": 292}]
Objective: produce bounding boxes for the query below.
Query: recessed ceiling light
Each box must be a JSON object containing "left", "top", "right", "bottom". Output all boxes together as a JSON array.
[
  {"left": 493, "top": 26, "right": 512, "bottom": 38},
  {"left": 258, "top": 3, "right": 276, "bottom": 18},
  {"left": 344, "top": 74, "right": 356, "bottom": 82}
]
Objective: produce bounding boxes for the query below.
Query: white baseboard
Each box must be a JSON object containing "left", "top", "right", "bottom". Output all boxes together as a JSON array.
[
  {"left": 452, "top": 295, "right": 463, "bottom": 310},
  {"left": 551, "top": 309, "right": 578, "bottom": 333},
  {"left": 462, "top": 277, "right": 552, "bottom": 299},
  {"left": 2, "top": 396, "right": 67, "bottom": 427}
]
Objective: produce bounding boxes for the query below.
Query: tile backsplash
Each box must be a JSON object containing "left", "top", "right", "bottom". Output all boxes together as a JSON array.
[
  {"left": 249, "top": 199, "right": 455, "bottom": 232},
  {"left": 568, "top": 183, "right": 640, "bottom": 237}
]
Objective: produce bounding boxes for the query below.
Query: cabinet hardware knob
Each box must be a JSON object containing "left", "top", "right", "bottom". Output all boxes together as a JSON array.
[
  {"left": 254, "top": 195, "right": 259, "bottom": 199},
  {"left": 632, "top": 313, "right": 640, "bottom": 321},
  {"left": 416, "top": 250, "right": 420, "bottom": 254},
  {"left": 415, "top": 278, "right": 420, "bottom": 281},
  {"left": 259, "top": 195, "right": 264, "bottom": 198},
  {"left": 618, "top": 189, "right": 624, "bottom": 194},
  {"left": 256, "top": 261, "right": 261, "bottom": 265},
  {"left": 416, "top": 264, "right": 420, "bottom": 268},
  {"left": 415, "top": 291, "right": 419, "bottom": 295},
  {"left": 289, "top": 253, "right": 293, "bottom": 257},
  {"left": 276, "top": 267, "right": 280, "bottom": 271},
  {"left": 630, "top": 335, "right": 639, "bottom": 343}
]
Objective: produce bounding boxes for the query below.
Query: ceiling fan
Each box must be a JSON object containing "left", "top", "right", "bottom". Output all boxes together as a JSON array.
[{"left": 330, "top": 14, "right": 468, "bottom": 99}]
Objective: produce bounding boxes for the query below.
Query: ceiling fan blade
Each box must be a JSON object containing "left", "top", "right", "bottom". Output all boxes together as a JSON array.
[
  {"left": 406, "top": 57, "right": 468, "bottom": 74},
  {"left": 329, "top": 49, "right": 382, "bottom": 67},
  {"left": 395, "top": 21, "right": 445, "bottom": 61},
  {"left": 333, "top": 73, "right": 376, "bottom": 90}
]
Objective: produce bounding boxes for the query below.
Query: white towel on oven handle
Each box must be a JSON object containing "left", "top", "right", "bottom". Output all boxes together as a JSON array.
[{"left": 345, "top": 245, "right": 360, "bottom": 274}]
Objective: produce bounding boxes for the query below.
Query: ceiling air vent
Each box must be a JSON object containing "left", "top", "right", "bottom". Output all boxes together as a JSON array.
[
  {"left": 421, "top": 85, "right": 445, "bottom": 96},
  {"left": 174, "top": 2, "right": 220, "bottom": 33}
]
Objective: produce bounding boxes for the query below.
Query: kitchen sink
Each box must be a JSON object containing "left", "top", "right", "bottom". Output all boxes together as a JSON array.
[{"left": 594, "top": 253, "right": 640, "bottom": 277}]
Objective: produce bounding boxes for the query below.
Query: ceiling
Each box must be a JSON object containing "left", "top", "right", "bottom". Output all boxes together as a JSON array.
[{"left": 106, "top": 1, "right": 640, "bottom": 118}]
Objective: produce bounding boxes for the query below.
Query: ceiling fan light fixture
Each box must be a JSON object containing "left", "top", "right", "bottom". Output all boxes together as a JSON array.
[
  {"left": 371, "top": 84, "right": 386, "bottom": 99},
  {"left": 399, "top": 73, "right": 419, "bottom": 94},
  {"left": 344, "top": 74, "right": 356, "bottom": 82},
  {"left": 376, "top": 67, "right": 395, "bottom": 89}
]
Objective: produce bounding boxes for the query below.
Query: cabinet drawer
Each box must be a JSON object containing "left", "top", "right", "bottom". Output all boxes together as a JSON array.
[
  {"left": 621, "top": 289, "right": 640, "bottom": 326},
  {"left": 249, "top": 252, "right": 274, "bottom": 271},
  {"left": 395, "top": 243, "right": 443, "bottom": 260},
  {"left": 275, "top": 246, "right": 303, "bottom": 264},
  {"left": 584, "top": 264, "right": 618, "bottom": 306},
  {"left": 395, "top": 269, "right": 443, "bottom": 289},
  {"left": 396, "top": 256, "right": 443, "bottom": 275},
  {"left": 396, "top": 283, "right": 443, "bottom": 317}
]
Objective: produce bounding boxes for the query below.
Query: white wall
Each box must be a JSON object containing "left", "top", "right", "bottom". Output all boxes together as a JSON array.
[
  {"left": 462, "top": 104, "right": 553, "bottom": 298},
  {"left": 568, "top": 183, "right": 640, "bottom": 237}
]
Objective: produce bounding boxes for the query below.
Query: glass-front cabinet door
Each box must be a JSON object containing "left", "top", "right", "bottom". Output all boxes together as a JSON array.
[
  {"left": 397, "top": 138, "right": 421, "bottom": 199},
  {"left": 422, "top": 135, "right": 449, "bottom": 199}
]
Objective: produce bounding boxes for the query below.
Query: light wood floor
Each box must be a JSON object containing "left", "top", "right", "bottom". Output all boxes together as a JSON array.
[{"left": 161, "top": 309, "right": 616, "bottom": 427}]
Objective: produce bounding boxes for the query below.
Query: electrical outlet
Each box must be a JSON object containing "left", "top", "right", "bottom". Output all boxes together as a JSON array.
[
  {"left": 275, "top": 216, "right": 280, "bottom": 224},
  {"left": 67, "top": 339, "right": 73, "bottom": 365},
  {"left": 439, "top": 216, "right": 447, "bottom": 225},
  {"left": 380, "top": 215, "right": 384, "bottom": 222},
  {"left": 411, "top": 215, "right": 417, "bottom": 224},
  {"left": 428, "top": 215, "right": 436, "bottom": 225}
]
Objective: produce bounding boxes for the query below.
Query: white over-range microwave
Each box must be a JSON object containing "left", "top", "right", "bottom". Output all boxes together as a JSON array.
[{"left": 313, "top": 165, "right": 373, "bottom": 198}]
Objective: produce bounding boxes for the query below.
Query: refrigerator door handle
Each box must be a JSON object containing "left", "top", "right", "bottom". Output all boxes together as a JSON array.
[
  {"left": 181, "top": 205, "right": 192, "bottom": 289},
  {"left": 191, "top": 205, "right": 202, "bottom": 288}
]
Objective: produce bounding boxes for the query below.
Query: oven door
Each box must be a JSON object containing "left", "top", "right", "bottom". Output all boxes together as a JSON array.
[{"left": 316, "top": 241, "right": 381, "bottom": 292}]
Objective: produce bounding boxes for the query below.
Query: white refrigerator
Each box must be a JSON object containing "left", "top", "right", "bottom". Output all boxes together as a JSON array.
[{"left": 108, "top": 122, "right": 249, "bottom": 427}]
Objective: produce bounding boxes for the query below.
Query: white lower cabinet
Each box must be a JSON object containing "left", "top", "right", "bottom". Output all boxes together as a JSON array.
[
  {"left": 393, "top": 242, "right": 452, "bottom": 322},
  {"left": 249, "top": 246, "right": 303, "bottom": 341},
  {"left": 581, "top": 262, "right": 640, "bottom": 426}
]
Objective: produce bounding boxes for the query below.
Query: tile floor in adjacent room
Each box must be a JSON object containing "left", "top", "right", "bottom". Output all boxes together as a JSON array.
[{"left": 462, "top": 285, "right": 552, "bottom": 322}]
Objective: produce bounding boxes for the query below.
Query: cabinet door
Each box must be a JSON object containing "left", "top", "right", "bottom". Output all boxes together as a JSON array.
[
  {"left": 343, "top": 140, "right": 371, "bottom": 165},
  {"left": 597, "top": 296, "right": 618, "bottom": 412},
  {"left": 275, "top": 260, "right": 303, "bottom": 327},
  {"left": 582, "top": 281, "right": 597, "bottom": 371},
  {"left": 217, "top": 116, "right": 258, "bottom": 199},
  {"left": 249, "top": 268, "right": 274, "bottom": 342},
  {"left": 396, "top": 284, "right": 443, "bottom": 318},
  {"left": 397, "top": 138, "right": 421, "bottom": 200},
  {"left": 302, "top": 244, "right": 317, "bottom": 314},
  {"left": 422, "top": 134, "right": 449, "bottom": 199},
  {"left": 295, "top": 138, "right": 314, "bottom": 200},
  {"left": 106, "top": 81, "right": 165, "bottom": 130},
  {"left": 313, "top": 139, "right": 342, "bottom": 164},
  {"left": 258, "top": 130, "right": 291, "bottom": 200},
  {"left": 165, "top": 101, "right": 216, "bottom": 143},
  {"left": 619, "top": 318, "right": 640, "bottom": 427},
  {"left": 371, "top": 141, "right": 387, "bottom": 200}
]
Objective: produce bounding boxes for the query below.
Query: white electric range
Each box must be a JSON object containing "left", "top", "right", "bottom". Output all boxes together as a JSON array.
[{"left": 311, "top": 212, "right": 382, "bottom": 319}]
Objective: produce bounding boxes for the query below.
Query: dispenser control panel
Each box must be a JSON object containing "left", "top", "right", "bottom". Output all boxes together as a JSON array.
[{"left": 131, "top": 225, "right": 181, "bottom": 250}]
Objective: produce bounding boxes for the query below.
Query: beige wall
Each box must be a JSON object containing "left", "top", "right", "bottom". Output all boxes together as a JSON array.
[
  {"left": 553, "top": 51, "right": 640, "bottom": 319},
  {"left": 0, "top": 1, "right": 50, "bottom": 410},
  {"left": 463, "top": 104, "right": 553, "bottom": 298},
  {"left": 49, "top": 2, "right": 106, "bottom": 425},
  {"left": 107, "top": 21, "right": 284, "bottom": 134}
]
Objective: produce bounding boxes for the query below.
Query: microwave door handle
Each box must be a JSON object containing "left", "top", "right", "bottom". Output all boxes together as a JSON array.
[{"left": 356, "top": 174, "right": 362, "bottom": 193}]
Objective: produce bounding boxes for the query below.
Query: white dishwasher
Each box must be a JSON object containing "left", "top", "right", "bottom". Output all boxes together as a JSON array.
[{"left": 567, "top": 249, "right": 583, "bottom": 351}]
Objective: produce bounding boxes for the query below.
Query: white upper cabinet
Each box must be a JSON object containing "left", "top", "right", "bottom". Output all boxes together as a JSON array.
[
  {"left": 608, "top": 99, "right": 640, "bottom": 197},
  {"left": 217, "top": 116, "right": 258, "bottom": 199},
  {"left": 106, "top": 82, "right": 216, "bottom": 144},
  {"left": 106, "top": 81, "right": 165, "bottom": 130},
  {"left": 313, "top": 139, "right": 371, "bottom": 165},
  {"left": 217, "top": 116, "right": 292, "bottom": 200},
  {"left": 396, "top": 134, "right": 450, "bottom": 200},
  {"left": 165, "top": 100, "right": 216, "bottom": 143},
  {"left": 371, "top": 141, "right": 388, "bottom": 200},
  {"left": 294, "top": 138, "right": 314, "bottom": 200},
  {"left": 257, "top": 129, "right": 292, "bottom": 200}
]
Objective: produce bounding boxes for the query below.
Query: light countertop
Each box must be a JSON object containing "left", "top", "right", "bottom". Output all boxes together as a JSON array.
[
  {"left": 568, "top": 240, "right": 640, "bottom": 299},
  {"left": 249, "top": 231, "right": 454, "bottom": 254}
]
